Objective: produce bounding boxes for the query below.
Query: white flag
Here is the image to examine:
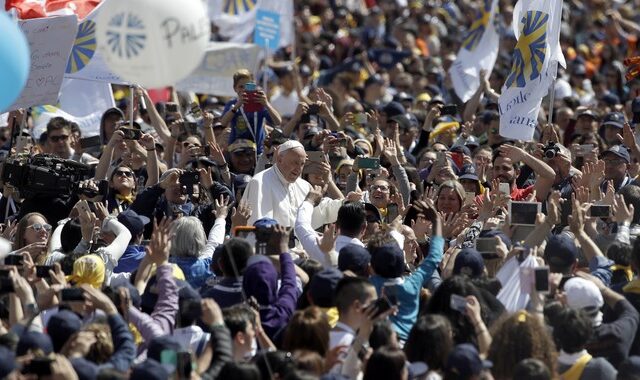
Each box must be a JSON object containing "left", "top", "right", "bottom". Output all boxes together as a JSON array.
[
  {"left": 63, "top": 0, "right": 128, "bottom": 84},
  {"left": 449, "top": 0, "right": 499, "bottom": 103},
  {"left": 209, "top": 0, "right": 294, "bottom": 48},
  {"left": 498, "top": 0, "right": 564, "bottom": 141}
]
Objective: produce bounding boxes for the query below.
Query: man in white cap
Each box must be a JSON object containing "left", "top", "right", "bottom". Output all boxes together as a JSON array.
[
  {"left": 563, "top": 275, "right": 639, "bottom": 367},
  {"left": 242, "top": 140, "right": 310, "bottom": 227}
]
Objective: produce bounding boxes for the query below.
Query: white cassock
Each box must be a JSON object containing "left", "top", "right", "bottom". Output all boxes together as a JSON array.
[{"left": 242, "top": 164, "right": 311, "bottom": 227}]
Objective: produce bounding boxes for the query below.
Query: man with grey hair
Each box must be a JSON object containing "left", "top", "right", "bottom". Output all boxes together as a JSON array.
[{"left": 242, "top": 140, "right": 311, "bottom": 227}]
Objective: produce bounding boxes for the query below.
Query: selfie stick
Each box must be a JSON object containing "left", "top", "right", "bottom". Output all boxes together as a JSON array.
[{"left": 263, "top": 39, "right": 270, "bottom": 94}]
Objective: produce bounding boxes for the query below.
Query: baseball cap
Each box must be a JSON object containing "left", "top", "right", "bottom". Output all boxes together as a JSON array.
[
  {"left": 228, "top": 139, "right": 257, "bottom": 153},
  {"left": 390, "top": 114, "right": 413, "bottom": 130},
  {"left": 601, "top": 145, "right": 631, "bottom": 163},
  {"left": 370, "top": 243, "right": 405, "bottom": 278},
  {"left": 458, "top": 164, "right": 479, "bottom": 181},
  {"left": 364, "top": 74, "right": 385, "bottom": 88},
  {"left": 445, "top": 344, "right": 493, "bottom": 378},
  {"left": 254, "top": 217, "right": 278, "bottom": 229},
  {"left": 452, "top": 248, "right": 485, "bottom": 278},
  {"left": 338, "top": 244, "right": 371, "bottom": 275},
  {"left": 601, "top": 112, "right": 626, "bottom": 129},
  {"left": 117, "top": 209, "right": 150, "bottom": 238},
  {"left": 564, "top": 277, "right": 604, "bottom": 325},
  {"left": 233, "top": 174, "right": 252, "bottom": 190},
  {"left": 131, "top": 359, "right": 171, "bottom": 380},
  {"left": 47, "top": 310, "right": 83, "bottom": 352},
  {"left": 364, "top": 203, "right": 383, "bottom": 223},
  {"left": 416, "top": 93, "right": 432, "bottom": 102},
  {"left": 394, "top": 92, "right": 414, "bottom": 103},
  {"left": 308, "top": 268, "right": 344, "bottom": 308},
  {"left": 408, "top": 361, "right": 429, "bottom": 379},
  {"left": 576, "top": 108, "right": 598, "bottom": 120},
  {"left": 380, "top": 101, "right": 406, "bottom": 119},
  {"left": 544, "top": 234, "right": 579, "bottom": 270},
  {"left": 17, "top": 331, "right": 54, "bottom": 356}
]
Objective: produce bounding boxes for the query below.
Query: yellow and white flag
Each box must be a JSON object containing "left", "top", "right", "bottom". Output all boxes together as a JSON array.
[
  {"left": 498, "top": 0, "right": 565, "bottom": 141},
  {"left": 449, "top": 0, "right": 499, "bottom": 102}
]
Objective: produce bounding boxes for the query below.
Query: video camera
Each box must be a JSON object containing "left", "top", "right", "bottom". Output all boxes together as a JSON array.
[{"left": 1, "top": 154, "right": 92, "bottom": 198}]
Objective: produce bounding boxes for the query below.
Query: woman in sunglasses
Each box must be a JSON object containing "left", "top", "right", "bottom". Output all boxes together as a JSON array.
[
  {"left": 12, "top": 212, "right": 51, "bottom": 265},
  {"left": 106, "top": 165, "right": 138, "bottom": 214}
]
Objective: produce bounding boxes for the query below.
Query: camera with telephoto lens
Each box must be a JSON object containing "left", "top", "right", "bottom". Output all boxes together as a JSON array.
[
  {"left": 543, "top": 142, "right": 560, "bottom": 159},
  {"left": 1, "top": 154, "right": 92, "bottom": 198}
]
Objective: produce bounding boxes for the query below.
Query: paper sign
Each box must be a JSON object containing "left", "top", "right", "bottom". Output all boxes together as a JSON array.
[
  {"left": 8, "top": 14, "right": 77, "bottom": 110},
  {"left": 254, "top": 9, "right": 279, "bottom": 50},
  {"left": 175, "top": 42, "right": 260, "bottom": 96}
]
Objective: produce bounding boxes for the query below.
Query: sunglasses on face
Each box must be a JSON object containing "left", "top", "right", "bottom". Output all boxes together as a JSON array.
[
  {"left": 370, "top": 185, "right": 389, "bottom": 192},
  {"left": 49, "top": 135, "right": 69, "bottom": 143},
  {"left": 29, "top": 223, "right": 52, "bottom": 232},
  {"left": 114, "top": 170, "right": 134, "bottom": 178}
]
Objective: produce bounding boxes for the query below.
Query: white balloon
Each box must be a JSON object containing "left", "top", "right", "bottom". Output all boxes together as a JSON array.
[{"left": 96, "top": 0, "right": 209, "bottom": 88}]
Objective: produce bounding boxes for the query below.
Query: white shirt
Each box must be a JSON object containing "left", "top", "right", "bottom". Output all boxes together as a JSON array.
[
  {"left": 242, "top": 164, "right": 311, "bottom": 227},
  {"left": 329, "top": 321, "right": 356, "bottom": 350},
  {"left": 335, "top": 235, "right": 365, "bottom": 253},
  {"left": 270, "top": 89, "right": 299, "bottom": 117},
  {"left": 296, "top": 200, "right": 342, "bottom": 267}
]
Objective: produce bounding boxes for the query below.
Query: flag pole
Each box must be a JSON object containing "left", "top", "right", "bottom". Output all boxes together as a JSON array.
[
  {"left": 547, "top": 62, "right": 558, "bottom": 126},
  {"left": 263, "top": 39, "right": 269, "bottom": 94},
  {"left": 129, "top": 85, "right": 135, "bottom": 128}
]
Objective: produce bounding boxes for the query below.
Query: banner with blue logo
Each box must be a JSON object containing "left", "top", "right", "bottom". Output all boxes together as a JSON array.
[
  {"left": 449, "top": 0, "right": 499, "bottom": 102},
  {"left": 498, "top": 0, "right": 565, "bottom": 142}
]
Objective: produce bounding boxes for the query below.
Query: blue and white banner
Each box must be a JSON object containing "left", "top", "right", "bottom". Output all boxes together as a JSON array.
[
  {"left": 498, "top": 0, "right": 565, "bottom": 141},
  {"left": 209, "top": 0, "right": 293, "bottom": 48},
  {"left": 449, "top": 0, "right": 499, "bottom": 103}
]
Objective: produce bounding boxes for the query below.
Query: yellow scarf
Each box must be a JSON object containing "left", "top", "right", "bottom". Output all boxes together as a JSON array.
[
  {"left": 116, "top": 193, "right": 135, "bottom": 204},
  {"left": 561, "top": 353, "right": 592, "bottom": 380},
  {"left": 612, "top": 264, "right": 634, "bottom": 283}
]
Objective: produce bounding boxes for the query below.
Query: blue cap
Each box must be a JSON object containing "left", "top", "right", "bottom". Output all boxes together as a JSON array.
[
  {"left": 446, "top": 344, "right": 493, "bottom": 378},
  {"left": 601, "top": 112, "right": 626, "bottom": 128},
  {"left": 47, "top": 309, "right": 83, "bottom": 352},
  {"left": 17, "top": 331, "right": 54, "bottom": 356},
  {"left": 370, "top": 243, "right": 405, "bottom": 278},
  {"left": 338, "top": 244, "right": 371, "bottom": 276},
  {"left": 254, "top": 217, "right": 278, "bottom": 229},
  {"left": 458, "top": 164, "right": 479, "bottom": 181},
  {"left": 117, "top": 209, "right": 150, "bottom": 238},
  {"left": 131, "top": 359, "right": 171, "bottom": 380},
  {"left": 453, "top": 248, "right": 485, "bottom": 278},
  {"left": 544, "top": 234, "right": 579, "bottom": 269},
  {"left": 308, "top": 268, "right": 344, "bottom": 308},
  {"left": 380, "top": 101, "right": 406, "bottom": 118},
  {"left": 601, "top": 145, "right": 631, "bottom": 163},
  {"left": 390, "top": 113, "right": 413, "bottom": 130},
  {"left": 365, "top": 74, "right": 385, "bottom": 88}
]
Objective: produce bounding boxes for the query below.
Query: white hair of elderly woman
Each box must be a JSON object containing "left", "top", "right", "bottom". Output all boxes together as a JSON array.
[{"left": 170, "top": 216, "right": 206, "bottom": 258}]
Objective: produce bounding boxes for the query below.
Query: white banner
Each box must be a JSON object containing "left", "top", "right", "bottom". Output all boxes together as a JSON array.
[
  {"left": 498, "top": 0, "right": 564, "bottom": 141},
  {"left": 175, "top": 42, "right": 261, "bottom": 96},
  {"left": 31, "top": 105, "right": 102, "bottom": 139},
  {"left": 8, "top": 14, "right": 77, "bottom": 111},
  {"left": 449, "top": 0, "right": 499, "bottom": 103},
  {"left": 209, "top": 0, "right": 293, "bottom": 48},
  {"left": 63, "top": 0, "right": 128, "bottom": 84}
]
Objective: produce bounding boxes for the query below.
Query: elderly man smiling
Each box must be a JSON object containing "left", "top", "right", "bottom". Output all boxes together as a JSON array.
[{"left": 242, "top": 140, "right": 319, "bottom": 227}]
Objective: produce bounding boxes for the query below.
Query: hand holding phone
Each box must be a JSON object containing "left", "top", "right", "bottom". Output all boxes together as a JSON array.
[
  {"left": 450, "top": 294, "right": 468, "bottom": 313},
  {"left": 61, "top": 288, "right": 85, "bottom": 302}
]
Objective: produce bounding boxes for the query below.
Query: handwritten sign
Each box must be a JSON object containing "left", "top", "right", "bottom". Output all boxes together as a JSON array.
[
  {"left": 8, "top": 15, "right": 77, "bottom": 110},
  {"left": 175, "top": 42, "right": 260, "bottom": 96}
]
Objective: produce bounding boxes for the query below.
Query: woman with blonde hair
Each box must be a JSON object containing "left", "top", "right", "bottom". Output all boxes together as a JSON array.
[{"left": 488, "top": 310, "right": 557, "bottom": 380}]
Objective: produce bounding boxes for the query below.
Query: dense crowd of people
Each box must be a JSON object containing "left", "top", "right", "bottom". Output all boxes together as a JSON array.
[{"left": 3, "top": 0, "right": 640, "bottom": 379}]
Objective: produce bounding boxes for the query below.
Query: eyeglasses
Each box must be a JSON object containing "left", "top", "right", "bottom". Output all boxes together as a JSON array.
[
  {"left": 28, "top": 223, "right": 52, "bottom": 232},
  {"left": 49, "top": 134, "right": 69, "bottom": 143},
  {"left": 114, "top": 170, "right": 134, "bottom": 178},
  {"left": 370, "top": 185, "right": 389, "bottom": 192}
]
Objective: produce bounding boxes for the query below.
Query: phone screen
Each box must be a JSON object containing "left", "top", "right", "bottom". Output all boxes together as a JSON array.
[
  {"left": 387, "top": 204, "right": 399, "bottom": 222},
  {"left": 475, "top": 238, "right": 497, "bottom": 253},
  {"left": 534, "top": 267, "right": 550, "bottom": 292},
  {"left": 510, "top": 202, "right": 540, "bottom": 225},
  {"left": 589, "top": 204, "right": 611, "bottom": 218}
]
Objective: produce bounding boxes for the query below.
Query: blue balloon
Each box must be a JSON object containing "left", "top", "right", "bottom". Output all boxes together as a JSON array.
[{"left": 0, "top": 12, "right": 30, "bottom": 112}]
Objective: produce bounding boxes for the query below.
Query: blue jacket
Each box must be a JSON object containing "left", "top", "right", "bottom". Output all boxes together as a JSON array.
[
  {"left": 114, "top": 245, "right": 146, "bottom": 274},
  {"left": 370, "top": 236, "right": 445, "bottom": 341},
  {"left": 170, "top": 256, "right": 213, "bottom": 290}
]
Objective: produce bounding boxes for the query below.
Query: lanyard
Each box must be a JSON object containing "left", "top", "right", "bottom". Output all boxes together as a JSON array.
[{"left": 239, "top": 108, "right": 260, "bottom": 141}]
